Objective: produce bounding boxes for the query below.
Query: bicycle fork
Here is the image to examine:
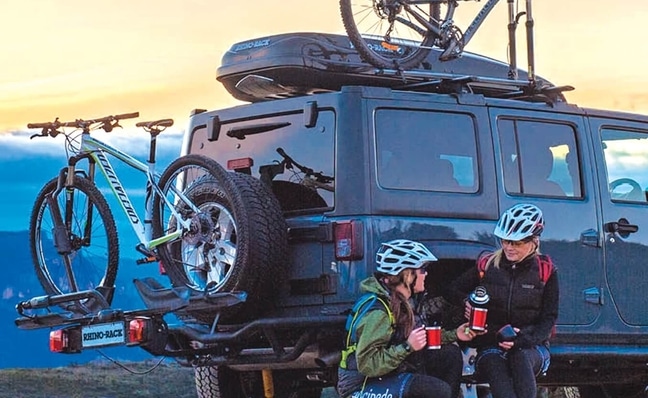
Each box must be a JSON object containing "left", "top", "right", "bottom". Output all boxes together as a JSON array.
[{"left": 46, "top": 164, "right": 94, "bottom": 293}]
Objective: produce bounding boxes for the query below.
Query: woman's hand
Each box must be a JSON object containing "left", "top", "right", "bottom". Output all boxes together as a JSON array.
[
  {"left": 464, "top": 301, "right": 472, "bottom": 320},
  {"left": 407, "top": 326, "right": 427, "bottom": 351},
  {"left": 455, "top": 322, "right": 485, "bottom": 342},
  {"left": 497, "top": 327, "right": 520, "bottom": 350}
]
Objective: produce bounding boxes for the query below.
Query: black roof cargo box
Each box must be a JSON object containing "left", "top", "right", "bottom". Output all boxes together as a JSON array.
[{"left": 216, "top": 32, "right": 563, "bottom": 103}]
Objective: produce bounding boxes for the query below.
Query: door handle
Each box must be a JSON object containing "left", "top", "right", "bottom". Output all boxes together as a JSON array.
[{"left": 604, "top": 218, "right": 639, "bottom": 238}]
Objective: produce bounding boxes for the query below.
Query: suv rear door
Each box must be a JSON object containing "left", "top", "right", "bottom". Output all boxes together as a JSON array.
[
  {"left": 489, "top": 106, "right": 603, "bottom": 326},
  {"left": 589, "top": 114, "right": 648, "bottom": 327},
  {"left": 187, "top": 101, "right": 337, "bottom": 310}
]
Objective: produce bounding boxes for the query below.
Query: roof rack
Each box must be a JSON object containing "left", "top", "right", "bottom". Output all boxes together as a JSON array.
[{"left": 378, "top": 68, "right": 574, "bottom": 104}]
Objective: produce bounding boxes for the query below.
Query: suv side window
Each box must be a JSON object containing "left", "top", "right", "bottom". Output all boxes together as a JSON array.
[
  {"left": 601, "top": 128, "right": 648, "bottom": 203},
  {"left": 498, "top": 119, "right": 582, "bottom": 198},
  {"left": 375, "top": 109, "right": 478, "bottom": 193}
]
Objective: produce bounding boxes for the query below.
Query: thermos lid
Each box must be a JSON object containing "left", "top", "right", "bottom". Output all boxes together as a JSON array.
[{"left": 470, "top": 286, "right": 490, "bottom": 306}]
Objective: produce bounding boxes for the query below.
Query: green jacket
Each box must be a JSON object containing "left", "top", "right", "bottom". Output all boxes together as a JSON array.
[
  {"left": 337, "top": 276, "right": 459, "bottom": 397},
  {"left": 352, "top": 277, "right": 458, "bottom": 376},
  {"left": 353, "top": 277, "right": 409, "bottom": 377}
]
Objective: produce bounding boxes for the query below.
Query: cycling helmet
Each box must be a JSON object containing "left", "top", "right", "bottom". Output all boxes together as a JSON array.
[
  {"left": 376, "top": 239, "right": 438, "bottom": 276},
  {"left": 494, "top": 203, "right": 544, "bottom": 241}
]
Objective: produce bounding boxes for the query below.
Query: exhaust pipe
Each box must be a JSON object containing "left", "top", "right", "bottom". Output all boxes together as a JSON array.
[{"left": 315, "top": 351, "right": 342, "bottom": 368}]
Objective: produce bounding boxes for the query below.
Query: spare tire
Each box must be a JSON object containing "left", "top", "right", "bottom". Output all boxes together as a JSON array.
[{"left": 154, "top": 162, "right": 287, "bottom": 324}]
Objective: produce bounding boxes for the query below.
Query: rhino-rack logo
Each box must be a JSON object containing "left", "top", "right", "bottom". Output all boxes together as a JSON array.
[
  {"left": 84, "top": 329, "right": 123, "bottom": 341},
  {"left": 231, "top": 39, "right": 271, "bottom": 53},
  {"left": 81, "top": 322, "right": 126, "bottom": 348}
]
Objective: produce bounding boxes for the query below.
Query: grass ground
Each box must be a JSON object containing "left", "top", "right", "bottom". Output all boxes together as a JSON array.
[
  {"left": 0, "top": 361, "right": 197, "bottom": 398},
  {"left": 0, "top": 362, "right": 579, "bottom": 398}
]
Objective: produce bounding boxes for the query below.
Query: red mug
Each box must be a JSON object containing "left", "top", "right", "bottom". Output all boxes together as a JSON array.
[
  {"left": 425, "top": 326, "right": 441, "bottom": 349},
  {"left": 469, "top": 307, "right": 488, "bottom": 331}
]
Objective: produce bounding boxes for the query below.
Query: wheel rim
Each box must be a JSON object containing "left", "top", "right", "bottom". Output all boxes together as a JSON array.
[
  {"left": 34, "top": 187, "right": 112, "bottom": 294},
  {"left": 180, "top": 203, "right": 237, "bottom": 291}
]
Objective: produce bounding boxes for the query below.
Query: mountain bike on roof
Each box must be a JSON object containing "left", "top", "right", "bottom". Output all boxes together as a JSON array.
[
  {"left": 340, "top": 0, "right": 534, "bottom": 71},
  {"left": 26, "top": 113, "right": 242, "bottom": 314}
]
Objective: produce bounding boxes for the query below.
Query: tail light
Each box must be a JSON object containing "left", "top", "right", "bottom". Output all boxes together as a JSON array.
[
  {"left": 49, "top": 329, "right": 67, "bottom": 353},
  {"left": 128, "top": 318, "right": 148, "bottom": 344},
  {"left": 334, "top": 220, "right": 363, "bottom": 261},
  {"left": 49, "top": 328, "right": 81, "bottom": 353}
]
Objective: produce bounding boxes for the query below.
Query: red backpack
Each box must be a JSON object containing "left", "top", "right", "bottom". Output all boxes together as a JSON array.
[{"left": 477, "top": 253, "right": 554, "bottom": 284}]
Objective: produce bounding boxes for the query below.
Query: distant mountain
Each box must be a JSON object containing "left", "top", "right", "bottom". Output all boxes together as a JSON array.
[
  {"left": 1, "top": 230, "right": 166, "bottom": 368},
  {"left": 0, "top": 132, "right": 184, "bottom": 368}
]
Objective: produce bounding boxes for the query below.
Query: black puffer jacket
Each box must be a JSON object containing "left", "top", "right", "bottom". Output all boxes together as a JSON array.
[{"left": 449, "top": 253, "right": 559, "bottom": 349}]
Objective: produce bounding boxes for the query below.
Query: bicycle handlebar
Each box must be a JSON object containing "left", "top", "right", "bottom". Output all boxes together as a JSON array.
[
  {"left": 276, "top": 147, "right": 334, "bottom": 183},
  {"left": 27, "top": 112, "right": 140, "bottom": 139}
]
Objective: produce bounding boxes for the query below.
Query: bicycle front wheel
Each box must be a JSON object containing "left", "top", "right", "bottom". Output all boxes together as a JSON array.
[
  {"left": 29, "top": 176, "right": 119, "bottom": 311},
  {"left": 340, "top": 0, "right": 442, "bottom": 69}
]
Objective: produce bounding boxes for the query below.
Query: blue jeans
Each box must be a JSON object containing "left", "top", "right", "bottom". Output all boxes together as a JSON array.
[{"left": 475, "top": 345, "right": 550, "bottom": 398}]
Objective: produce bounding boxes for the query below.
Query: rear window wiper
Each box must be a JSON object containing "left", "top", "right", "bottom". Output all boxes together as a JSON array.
[{"left": 226, "top": 122, "right": 291, "bottom": 140}]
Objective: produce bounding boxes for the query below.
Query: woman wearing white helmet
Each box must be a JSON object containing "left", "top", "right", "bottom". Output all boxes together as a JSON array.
[
  {"left": 337, "top": 239, "right": 478, "bottom": 398},
  {"left": 450, "top": 204, "right": 560, "bottom": 398}
]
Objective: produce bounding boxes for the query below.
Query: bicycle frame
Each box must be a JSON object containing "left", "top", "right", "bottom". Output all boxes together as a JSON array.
[
  {"left": 404, "top": 0, "right": 501, "bottom": 55},
  {"left": 58, "top": 131, "right": 191, "bottom": 251}
]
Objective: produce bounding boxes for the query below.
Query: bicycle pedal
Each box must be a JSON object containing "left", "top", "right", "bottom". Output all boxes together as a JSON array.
[{"left": 136, "top": 256, "right": 158, "bottom": 265}]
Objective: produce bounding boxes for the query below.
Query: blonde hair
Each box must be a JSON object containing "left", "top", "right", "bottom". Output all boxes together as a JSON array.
[{"left": 485, "top": 237, "right": 541, "bottom": 270}]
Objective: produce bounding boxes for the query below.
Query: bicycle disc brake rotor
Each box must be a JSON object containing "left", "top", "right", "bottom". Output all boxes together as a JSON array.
[{"left": 184, "top": 212, "right": 215, "bottom": 246}]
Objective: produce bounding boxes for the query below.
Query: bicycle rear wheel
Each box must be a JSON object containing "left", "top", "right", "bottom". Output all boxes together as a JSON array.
[
  {"left": 29, "top": 176, "right": 119, "bottom": 313},
  {"left": 340, "top": 0, "right": 443, "bottom": 69},
  {"left": 153, "top": 155, "right": 287, "bottom": 323}
]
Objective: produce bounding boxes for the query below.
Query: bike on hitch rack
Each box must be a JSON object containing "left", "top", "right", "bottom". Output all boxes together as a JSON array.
[{"left": 27, "top": 113, "right": 237, "bottom": 314}]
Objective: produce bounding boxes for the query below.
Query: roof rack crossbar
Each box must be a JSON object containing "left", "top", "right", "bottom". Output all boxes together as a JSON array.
[
  {"left": 378, "top": 68, "right": 534, "bottom": 89},
  {"left": 374, "top": 68, "right": 573, "bottom": 103}
]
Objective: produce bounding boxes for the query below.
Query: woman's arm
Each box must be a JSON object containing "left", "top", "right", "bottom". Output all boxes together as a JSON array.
[{"left": 355, "top": 310, "right": 409, "bottom": 377}]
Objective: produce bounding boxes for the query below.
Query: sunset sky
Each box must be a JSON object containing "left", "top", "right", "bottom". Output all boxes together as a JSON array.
[{"left": 1, "top": 0, "right": 648, "bottom": 134}]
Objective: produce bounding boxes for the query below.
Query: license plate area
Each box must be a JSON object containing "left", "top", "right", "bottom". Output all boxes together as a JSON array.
[{"left": 82, "top": 321, "right": 126, "bottom": 348}]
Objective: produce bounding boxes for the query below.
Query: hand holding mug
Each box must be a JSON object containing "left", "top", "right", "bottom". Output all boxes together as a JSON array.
[{"left": 407, "top": 326, "right": 427, "bottom": 352}]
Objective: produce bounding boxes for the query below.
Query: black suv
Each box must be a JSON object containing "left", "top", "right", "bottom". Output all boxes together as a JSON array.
[
  {"left": 176, "top": 32, "right": 648, "bottom": 397},
  {"left": 17, "top": 32, "right": 648, "bottom": 398}
]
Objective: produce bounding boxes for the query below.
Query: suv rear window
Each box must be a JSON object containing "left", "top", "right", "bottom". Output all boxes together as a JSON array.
[
  {"left": 375, "top": 109, "right": 479, "bottom": 193},
  {"left": 189, "top": 110, "right": 335, "bottom": 211}
]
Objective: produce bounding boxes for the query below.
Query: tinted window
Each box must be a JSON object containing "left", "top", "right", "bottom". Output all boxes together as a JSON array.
[
  {"left": 375, "top": 109, "right": 478, "bottom": 193},
  {"left": 498, "top": 119, "right": 582, "bottom": 198},
  {"left": 190, "top": 111, "right": 335, "bottom": 211},
  {"left": 601, "top": 128, "right": 648, "bottom": 204}
]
